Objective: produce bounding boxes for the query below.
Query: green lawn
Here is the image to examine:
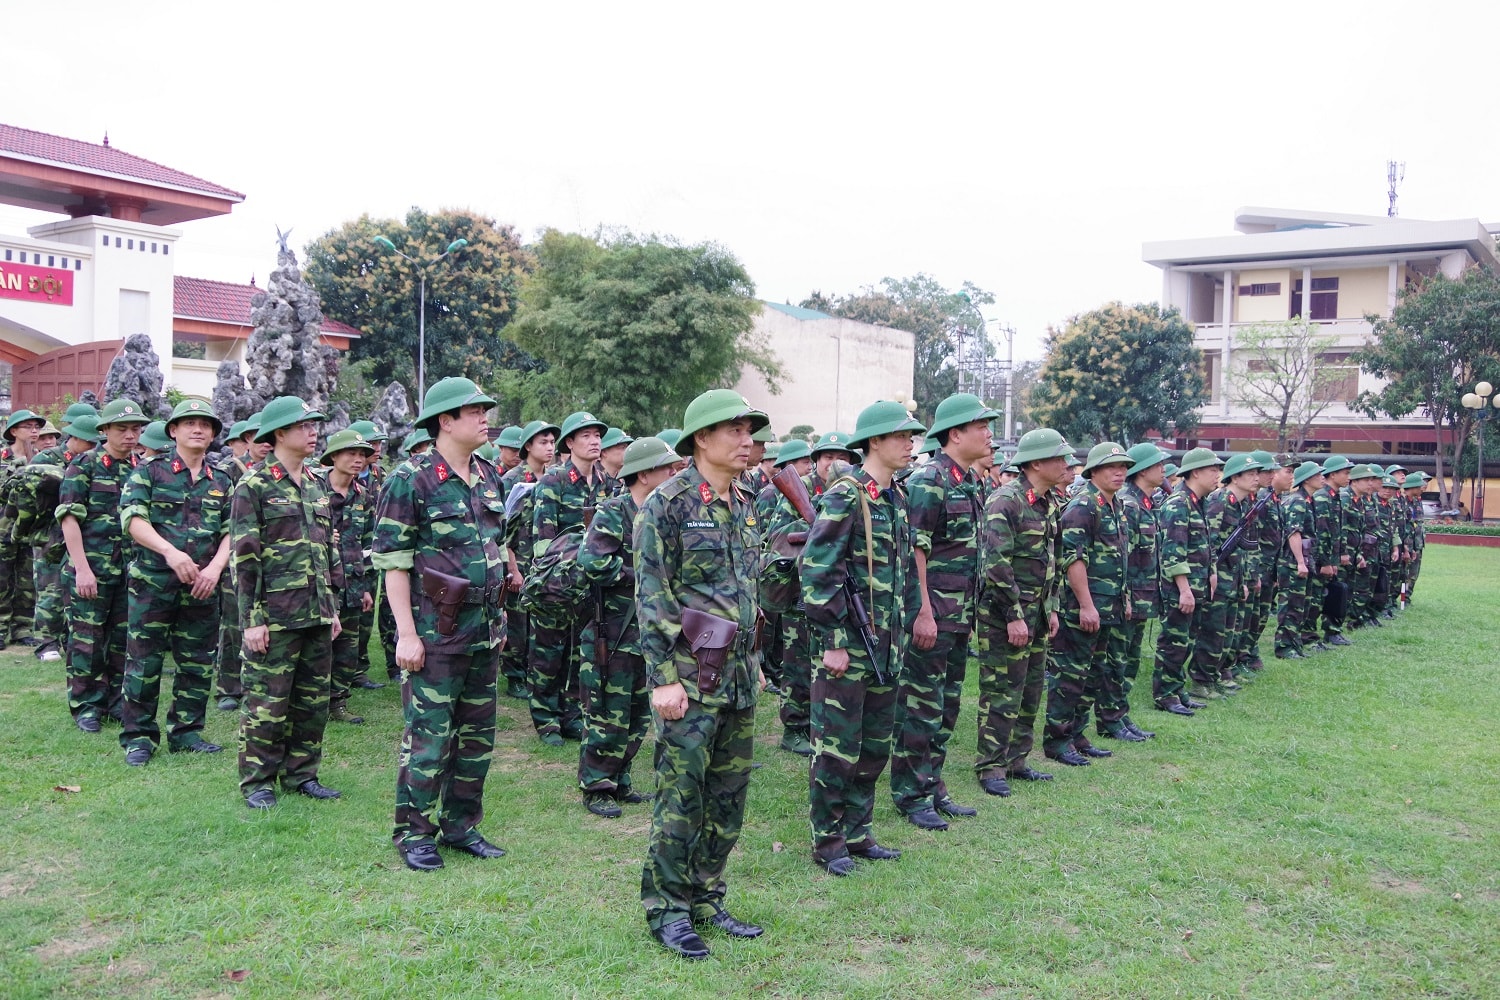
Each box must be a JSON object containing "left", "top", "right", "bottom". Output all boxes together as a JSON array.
[{"left": 2, "top": 546, "right": 1496, "bottom": 999}]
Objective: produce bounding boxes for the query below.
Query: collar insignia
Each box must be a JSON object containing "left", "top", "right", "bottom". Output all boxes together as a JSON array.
[
  {"left": 698, "top": 481, "right": 715, "bottom": 504},
  {"left": 867, "top": 480, "right": 881, "bottom": 501},
  {"left": 435, "top": 463, "right": 449, "bottom": 483}
]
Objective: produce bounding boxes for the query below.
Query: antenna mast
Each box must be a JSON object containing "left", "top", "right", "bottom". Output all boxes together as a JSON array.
[{"left": 1387, "top": 160, "right": 1405, "bottom": 217}]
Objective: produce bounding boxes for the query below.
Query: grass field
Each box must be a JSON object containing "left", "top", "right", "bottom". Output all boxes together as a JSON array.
[{"left": 1, "top": 546, "right": 1496, "bottom": 999}]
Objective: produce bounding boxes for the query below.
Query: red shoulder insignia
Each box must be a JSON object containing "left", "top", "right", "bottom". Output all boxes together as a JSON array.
[
  {"left": 525, "top": 471, "right": 535, "bottom": 483},
  {"left": 271, "top": 464, "right": 284, "bottom": 480},
  {"left": 814, "top": 485, "right": 823, "bottom": 495},
  {"left": 1228, "top": 492, "right": 1238, "bottom": 504},
  {"left": 172, "top": 458, "right": 183, "bottom": 474},
  {"left": 698, "top": 481, "right": 715, "bottom": 504},
  {"left": 950, "top": 464, "right": 962, "bottom": 484},
  {"left": 102, "top": 454, "right": 112, "bottom": 469},
  {"left": 568, "top": 468, "right": 579, "bottom": 484},
  {"left": 1026, "top": 488, "right": 1037, "bottom": 505},
  {"left": 867, "top": 480, "right": 881, "bottom": 501},
  {"left": 435, "top": 462, "right": 449, "bottom": 483},
  {"left": 63, "top": 450, "right": 74, "bottom": 463},
  {"left": 1143, "top": 497, "right": 1153, "bottom": 510}
]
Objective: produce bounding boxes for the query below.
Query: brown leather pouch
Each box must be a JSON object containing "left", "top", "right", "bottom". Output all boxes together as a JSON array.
[
  {"left": 421, "top": 568, "right": 471, "bottom": 637},
  {"left": 680, "top": 608, "right": 738, "bottom": 695}
]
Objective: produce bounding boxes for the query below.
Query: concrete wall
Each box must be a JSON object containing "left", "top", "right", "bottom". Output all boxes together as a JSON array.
[{"left": 734, "top": 304, "right": 914, "bottom": 437}]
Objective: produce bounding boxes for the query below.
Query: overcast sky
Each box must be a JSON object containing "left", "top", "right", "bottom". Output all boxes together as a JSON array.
[{"left": 6, "top": 1, "right": 1499, "bottom": 362}]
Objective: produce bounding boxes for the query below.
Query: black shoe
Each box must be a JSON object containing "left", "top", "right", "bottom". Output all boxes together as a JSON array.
[
  {"left": 586, "top": 793, "right": 623, "bottom": 818},
  {"left": 1046, "top": 747, "right": 1092, "bottom": 766},
  {"left": 1124, "top": 720, "right": 1156, "bottom": 739},
  {"left": 1311, "top": 642, "right": 1330, "bottom": 652},
  {"left": 1076, "top": 743, "right": 1113, "bottom": 758},
  {"left": 169, "top": 740, "right": 223, "bottom": 754},
  {"left": 354, "top": 677, "right": 387, "bottom": 689},
  {"left": 561, "top": 723, "right": 584, "bottom": 741},
  {"left": 616, "top": 790, "right": 653, "bottom": 804},
  {"left": 1329, "top": 635, "right": 1353, "bottom": 647},
  {"left": 906, "top": 808, "right": 949, "bottom": 831},
  {"left": 1182, "top": 695, "right": 1209, "bottom": 709},
  {"left": 698, "top": 905, "right": 763, "bottom": 938},
  {"left": 1367, "top": 616, "right": 1385, "bottom": 628},
  {"left": 1275, "top": 649, "right": 1305, "bottom": 660},
  {"left": 1383, "top": 609, "right": 1395, "bottom": 619},
  {"left": 15, "top": 636, "right": 40, "bottom": 647},
  {"left": 653, "top": 918, "right": 710, "bottom": 959},
  {"left": 849, "top": 842, "right": 901, "bottom": 861},
  {"left": 124, "top": 747, "right": 153, "bottom": 767},
  {"left": 817, "top": 855, "right": 858, "bottom": 877},
  {"left": 1008, "top": 766, "right": 1054, "bottom": 782},
  {"left": 75, "top": 714, "right": 101, "bottom": 733},
  {"left": 1155, "top": 697, "right": 1194, "bottom": 715},
  {"left": 399, "top": 840, "right": 444, "bottom": 872},
  {"left": 979, "top": 776, "right": 1012, "bottom": 797},
  {"left": 217, "top": 697, "right": 240, "bottom": 711},
  {"left": 935, "top": 795, "right": 977, "bottom": 817},
  {"left": 505, "top": 680, "right": 528, "bottom": 699},
  {"left": 294, "top": 780, "right": 342, "bottom": 800},
  {"left": 443, "top": 835, "right": 506, "bottom": 859},
  {"left": 246, "top": 789, "right": 278, "bottom": 810},
  {"left": 1099, "top": 726, "right": 1147, "bottom": 742}
]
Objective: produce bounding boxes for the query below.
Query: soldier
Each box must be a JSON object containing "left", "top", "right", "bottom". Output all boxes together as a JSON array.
[
  {"left": 800, "top": 400, "right": 924, "bottom": 874},
  {"left": 741, "top": 424, "right": 775, "bottom": 494},
  {"left": 1190, "top": 454, "right": 1260, "bottom": 701},
  {"left": 638, "top": 389, "right": 770, "bottom": 960},
  {"left": 576, "top": 436, "right": 679, "bottom": 818},
  {"left": 756, "top": 441, "right": 779, "bottom": 486},
  {"left": 528, "top": 410, "right": 611, "bottom": 745},
  {"left": 495, "top": 424, "right": 524, "bottom": 473},
  {"left": 1233, "top": 451, "right": 1287, "bottom": 676},
  {"left": 1102, "top": 442, "right": 1170, "bottom": 743},
  {"left": 891, "top": 393, "right": 995, "bottom": 828},
  {"left": 137, "top": 421, "right": 172, "bottom": 458},
  {"left": 341, "top": 420, "right": 389, "bottom": 694},
  {"left": 322, "top": 429, "right": 378, "bottom": 725},
  {"left": 1403, "top": 473, "right": 1428, "bottom": 600},
  {"left": 598, "top": 427, "right": 632, "bottom": 486},
  {"left": 973, "top": 428, "right": 1073, "bottom": 797},
  {"left": 0, "top": 408, "right": 47, "bottom": 648},
  {"left": 373, "top": 377, "right": 509, "bottom": 871},
  {"left": 231, "top": 395, "right": 342, "bottom": 809},
  {"left": 58, "top": 399, "right": 150, "bottom": 731},
  {"left": 1344, "top": 464, "right": 1382, "bottom": 627},
  {"left": 1274, "top": 462, "right": 1324, "bottom": 659},
  {"left": 215, "top": 411, "right": 264, "bottom": 712},
  {"left": 118, "top": 399, "right": 233, "bottom": 765},
  {"left": 17, "top": 412, "right": 99, "bottom": 663},
  {"left": 404, "top": 428, "right": 433, "bottom": 457},
  {"left": 754, "top": 439, "right": 812, "bottom": 694},
  {"left": 1151, "top": 448, "right": 1223, "bottom": 714},
  {"left": 498, "top": 419, "right": 558, "bottom": 699},
  {"left": 1306, "top": 455, "right": 1353, "bottom": 652}
]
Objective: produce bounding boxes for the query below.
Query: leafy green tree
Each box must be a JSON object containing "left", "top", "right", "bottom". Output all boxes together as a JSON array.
[
  {"left": 303, "top": 208, "right": 539, "bottom": 391},
  {"left": 1227, "top": 319, "right": 1343, "bottom": 453},
  {"left": 1355, "top": 267, "right": 1500, "bottom": 507},
  {"left": 505, "top": 229, "right": 781, "bottom": 433},
  {"left": 1030, "top": 302, "right": 1205, "bottom": 446}
]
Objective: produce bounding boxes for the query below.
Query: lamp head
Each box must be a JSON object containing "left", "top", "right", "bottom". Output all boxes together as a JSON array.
[{"left": 374, "top": 235, "right": 397, "bottom": 251}]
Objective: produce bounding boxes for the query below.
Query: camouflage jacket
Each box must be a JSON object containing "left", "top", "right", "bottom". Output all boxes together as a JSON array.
[
  {"left": 634, "top": 464, "right": 765, "bottom": 710},
  {"left": 328, "top": 477, "right": 376, "bottom": 608},
  {"left": 121, "top": 451, "right": 233, "bottom": 589},
  {"left": 1058, "top": 481, "right": 1129, "bottom": 624},
  {"left": 1157, "top": 484, "right": 1213, "bottom": 596},
  {"left": 1281, "top": 487, "right": 1316, "bottom": 568},
  {"left": 754, "top": 480, "right": 782, "bottom": 528},
  {"left": 1117, "top": 480, "right": 1160, "bottom": 616},
  {"left": 8, "top": 444, "right": 78, "bottom": 549},
  {"left": 1374, "top": 495, "right": 1398, "bottom": 559},
  {"left": 532, "top": 458, "right": 610, "bottom": 557},
  {"left": 579, "top": 491, "right": 642, "bottom": 656},
  {"left": 1202, "top": 486, "right": 1255, "bottom": 581},
  {"left": 1255, "top": 486, "right": 1287, "bottom": 582},
  {"left": 231, "top": 457, "right": 338, "bottom": 632},
  {"left": 740, "top": 466, "right": 770, "bottom": 496},
  {"left": 56, "top": 448, "right": 139, "bottom": 578},
  {"left": 1312, "top": 485, "right": 1345, "bottom": 568},
  {"left": 372, "top": 451, "right": 508, "bottom": 654},
  {"left": 799, "top": 469, "right": 919, "bottom": 678},
  {"left": 500, "top": 464, "right": 543, "bottom": 573},
  {"left": 215, "top": 452, "right": 252, "bottom": 486},
  {"left": 982, "top": 471, "right": 1061, "bottom": 622},
  {"left": 905, "top": 451, "right": 985, "bottom": 632},
  {"left": 766, "top": 470, "right": 828, "bottom": 536}
]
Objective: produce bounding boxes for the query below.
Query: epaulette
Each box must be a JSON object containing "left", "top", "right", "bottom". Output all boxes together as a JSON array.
[
  {"left": 658, "top": 475, "right": 692, "bottom": 501},
  {"left": 731, "top": 480, "right": 751, "bottom": 504}
]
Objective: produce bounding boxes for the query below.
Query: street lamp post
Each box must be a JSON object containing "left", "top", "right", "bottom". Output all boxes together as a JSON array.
[
  {"left": 372, "top": 234, "right": 469, "bottom": 401},
  {"left": 1461, "top": 381, "right": 1498, "bottom": 522}
]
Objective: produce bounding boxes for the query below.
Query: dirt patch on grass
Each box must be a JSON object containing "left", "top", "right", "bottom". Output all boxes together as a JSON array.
[
  {"left": 0, "top": 872, "right": 37, "bottom": 897},
  {"left": 1372, "top": 870, "right": 1430, "bottom": 896},
  {"left": 32, "top": 920, "right": 119, "bottom": 961}
]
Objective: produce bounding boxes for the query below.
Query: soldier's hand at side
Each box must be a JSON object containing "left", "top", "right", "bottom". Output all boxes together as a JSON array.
[
  {"left": 396, "top": 634, "right": 424, "bottom": 673},
  {"left": 331, "top": 617, "right": 343, "bottom": 640},
  {"left": 1295, "top": 565, "right": 1308, "bottom": 579},
  {"left": 1210, "top": 573, "right": 1219, "bottom": 598},
  {"left": 189, "top": 564, "right": 221, "bottom": 601},
  {"left": 1078, "top": 606, "right": 1100, "bottom": 634},
  {"left": 1178, "top": 589, "right": 1196, "bottom": 614},
  {"left": 1006, "top": 619, "right": 1030, "bottom": 647},
  {"left": 74, "top": 563, "right": 98, "bottom": 600},
  {"left": 361, "top": 591, "right": 374, "bottom": 613},
  {"left": 165, "top": 547, "right": 199, "bottom": 586},
  {"left": 823, "top": 647, "right": 850, "bottom": 678},
  {"left": 912, "top": 609, "right": 937, "bottom": 651},
  {"left": 652, "top": 681, "right": 688, "bottom": 721},
  {"left": 1320, "top": 565, "right": 1336, "bottom": 578},
  {"left": 243, "top": 625, "right": 269, "bottom": 654},
  {"left": 1048, "top": 611, "right": 1059, "bottom": 639},
  {"left": 508, "top": 569, "right": 523, "bottom": 592}
]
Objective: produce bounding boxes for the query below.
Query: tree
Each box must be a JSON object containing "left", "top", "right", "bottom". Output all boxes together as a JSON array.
[
  {"left": 303, "top": 208, "right": 539, "bottom": 396},
  {"left": 1355, "top": 267, "right": 1500, "bottom": 508},
  {"left": 1226, "top": 319, "right": 1343, "bottom": 453},
  {"left": 505, "top": 229, "right": 781, "bottom": 433},
  {"left": 1006, "top": 359, "right": 1044, "bottom": 437},
  {"left": 1029, "top": 302, "right": 1205, "bottom": 446}
]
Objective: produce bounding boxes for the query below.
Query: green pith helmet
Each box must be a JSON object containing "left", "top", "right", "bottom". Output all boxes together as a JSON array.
[
  {"left": 255, "top": 396, "right": 325, "bottom": 443},
  {"left": 1082, "top": 441, "right": 1131, "bottom": 474},
  {"left": 1367, "top": 463, "right": 1385, "bottom": 476},
  {"left": 139, "top": 421, "right": 171, "bottom": 452},
  {"left": 763, "top": 441, "right": 780, "bottom": 461},
  {"left": 244, "top": 411, "right": 263, "bottom": 438},
  {"left": 676, "top": 389, "right": 769, "bottom": 456},
  {"left": 64, "top": 402, "right": 98, "bottom": 421},
  {"left": 1321, "top": 454, "right": 1352, "bottom": 474},
  {"left": 1177, "top": 447, "right": 1225, "bottom": 476},
  {"left": 1248, "top": 449, "right": 1276, "bottom": 471},
  {"left": 1385, "top": 462, "right": 1408, "bottom": 475},
  {"left": 1126, "top": 442, "right": 1171, "bottom": 477},
  {"left": 917, "top": 436, "right": 939, "bottom": 455},
  {"left": 927, "top": 392, "right": 1000, "bottom": 436},
  {"left": 416, "top": 377, "right": 496, "bottom": 433},
  {"left": 228, "top": 419, "right": 249, "bottom": 441},
  {"left": 62, "top": 413, "right": 101, "bottom": 444},
  {"left": 349, "top": 419, "right": 388, "bottom": 443},
  {"left": 475, "top": 442, "right": 499, "bottom": 463},
  {"left": 1381, "top": 476, "right": 1399, "bottom": 489},
  {"left": 620, "top": 436, "right": 681, "bottom": 479},
  {"left": 600, "top": 427, "right": 631, "bottom": 450},
  {"left": 751, "top": 424, "right": 776, "bottom": 444},
  {"left": 37, "top": 420, "right": 60, "bottom": 438},
  {"left": 3, "top": 408, "right": 42, "bottom": 441},
  {"left": 519, "top": 418, "right": 561, "bottom": 451},
  {"left": 166, "top": 397, "right": 222, "bottom": 436},
  {"left": 320, "top": 428, "right": 376, "bottom": 463},
  {"left": 849, "top": 401, "right": 926, "bottom": 450},
  {"left": 1220, "top": 453, "right": 1259, "bottom": 481},
  {"left": 403, "top": 427, "right": 432, "bottom": 454},
  {"left": 657, "top": 429, "right": 683, "bottom": 450},
  {"left": 1164, "top": 463, "right": 1180, "bottom": 477},
  {"left": 1293, "top": 461, "right": 1323, "bottom": 487},
  {"left": 558, "top": 410, "right": 608, "bottom": 450},
  {"left": 1010, "top": 428, "right": 1074, "bottom": 466},
  {"left": 812, "top": 430, "right": 857, "bottom": 457},
  {"left": 775, "top": 439, "right": 812, "bottom": 465},
  {"left": 96, "top": 399, "right": 152, "bottom": 428},
  {"left": 1406, "top": 473, "right": 1428, "bottom": 489},
  {"left": 496, "top": 424, "right": 525, "bottom": 449},
  {"left": 1349, "top": 464, "right": 1380, "bottom": 481}
]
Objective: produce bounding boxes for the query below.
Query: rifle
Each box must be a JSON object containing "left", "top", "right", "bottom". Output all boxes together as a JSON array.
[
  {"left": 1216, "top": 489, "right": 1273, "bottom": 562},
  {"left": 772, "top": 465, "right": 886, "bottom": 684},
  {"left": 592, "top": 584, "right": 609, "bottom": 668}
]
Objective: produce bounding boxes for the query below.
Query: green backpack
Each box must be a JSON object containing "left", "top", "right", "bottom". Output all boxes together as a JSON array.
[{"left": 521, "top": 525, "right": 590, "bottom": 620}]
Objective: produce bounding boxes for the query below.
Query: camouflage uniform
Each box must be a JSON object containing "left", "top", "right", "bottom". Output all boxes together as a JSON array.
[
  {"left": 0, "top": 449, "right": 38, "bottom": 643},
  {"left": 328, "top": 476, "right": 376, "bottom": 716},
  {"left": 800, "top": 469, "right": 917, "bottom": 864},
  {"left": 1237, "top": 486, "right": 1285, "bottom": 672},
  {"left": 215, "top": 454, "right": 252, "bottom": 702},
  {"left": 1045, "top": 481, "right": 1128, "bottom": 755},
  {"left": 1111, "top": 480, "right": 1159, "bottom": 728},
  {"left": 373, "top": 450, "right": 509, "bottom": 850},
  {"left": 1193, "top": 486, "right": 1249, "bottom": 688},
  {"left": 891, "top": 452, "right": 984, "bottom": 816},
  {"left": 1274, "top": 485, "right": 1317, "bottom": 655},
  {"left": 637, "top": 465, "right": 764, "bottom": 934},
  {"left": 231, "top": 457, "right": 339, "bottom": 798},
  {"left": 973, "top": 472, "right": 1060, "bottom": 780},
  {"left": 355, "top": 462, "right": 388, "bottom": 680},
  {"left": 528, "top": 458, "right": 610, "bottom": 739},
  {"left": 14, "top": 446, "right": 75, "bottom": 647},
  {"left": 1307, "top": 484, "right": 1346, "bottom": 645},
  {"left": 577, "top": 492, "right": 650, "bottom": 798},
  {"left": 118, "top": 452, "right": 233, "bottom": 753},
  {"left": 1152, "top": 484, "right": 1213, "bottom": 705},
  {"left": 765, "top": 470, "right": 828, "bottom": 749},
  {"left": 57, "top": 449, "right": 139, "bottom": 722},
  {"left": 498, "top": 463, "right": 541, "bottom": 697}
]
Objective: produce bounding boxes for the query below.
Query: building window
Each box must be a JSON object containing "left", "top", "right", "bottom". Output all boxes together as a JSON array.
[
  {"left": 102, "top": 235, "right": 109, "bottom": 246},
  {"left": 127, "top": 239, "right": 133, "bottom": 250},
  {"left": 163, "top": 245, "right": 169, "bottom": 256},
  {"left": 75, "top": 260, "right": 82, "bottom": 270},
  {"left": 1314, "top": 352, "right": 1359, "bottom": 402},
  {"left": 1201, "top": 349, "right": 1221, "bottom": 404},
  {"left": 3, "top": 250, "right": 9, "bottom": 261},
  {"left": 1301, "top": 440, "right": 1332, "bottom": 453},
  {"left": 1237, "top": 282, "right": 1281, "bottom": 296},
  {"left": 1292, "top": 277, "right": 1339, "bottom": 321},
  {"left": 151, "top": 243, "right": 158, "bottom": 253}
]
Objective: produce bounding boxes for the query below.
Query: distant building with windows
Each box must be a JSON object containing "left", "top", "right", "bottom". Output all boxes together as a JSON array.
[{"left": 1142, "top": 207, "right": 1500, "bottom": 455}]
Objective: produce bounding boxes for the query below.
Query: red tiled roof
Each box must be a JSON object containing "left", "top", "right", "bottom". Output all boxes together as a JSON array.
[
  {"left": 0, "top": 122, "right": 244, "bottom": 200},
  {"left": 174, "top": 276, "right": 360, "bottom": 339}
]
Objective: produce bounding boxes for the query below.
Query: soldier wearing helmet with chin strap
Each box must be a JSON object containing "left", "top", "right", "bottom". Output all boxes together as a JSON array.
[{"left": 497, "top": 419, "right": 558, "bottom": 700}]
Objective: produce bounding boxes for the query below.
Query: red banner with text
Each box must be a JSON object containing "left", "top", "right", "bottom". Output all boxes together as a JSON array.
[{"left": 0, "top": 261, "right": 75, "bottom": 306}]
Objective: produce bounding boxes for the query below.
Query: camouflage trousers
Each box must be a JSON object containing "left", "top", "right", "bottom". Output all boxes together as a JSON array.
[
  {"left": 1045, "top": 616, "right": 1125, "bottom": 753},
  {"left": 778, "top": 613, "right": 816, "bottom": 739},
  {"left": 528, "top": 610, "right": 581, "bottom": 738},
  {"left": 1303, "top": 570, "right": 1345, "bottom": 645},
  {"left": 1103, "top": 614, "right": 1152, "bottom": 727},
  {"left": 0, "top": 541, "right": 36, "bottom": 641},
  {"left": 32, "top": 541, "right": 66, "bottom": 644},
  {"left": 64, "top": 566, "right": 128, "bottom": 721},
  {"left": 357, "top": 602, "right": 374, "bottom": 676},
  {"left": 1235, "top": 576, "right": 1277, "bottom": 669},
  {"left": 810, "top": 660, "right": 898, "bottom": 863},
  {"left": 120, "top": 576, "right": 218, "bottom": 752},
  {"left": 499, "top": 596, "right": 529, "bottom": 696},
  {"left": 239, "top": 624, "right": 332, "bottom": 797},
  {"left": 577, "top": 620, "right": 648, "bottom": 795},
  {"left": 1385, "top": 557, "right": 1409, "bottom": 611},
  {"left": 330, "top": 601, "right": 366, "bottom": 709},
  {"left": 1408, "top": 550, "right": 1424, "bottom": 599},
  {"left": 641, "top": 701, "right": 754, "bottom": 933},
  {"left": 890, "top": 627, "right": 970, "bottom": 815},
  {"left": 394, "top": 646, "right": 499, "bottom": 847},
  {"left": 215, "top": 576, "right": 242, "bottom": 700},
  {"left": 1152, "top": 595, "right": 1200, "bottom": 703},
  {"left": 1348, "top": 560, "right": 1375, "bottom": 624},
  {"left": 1192, "top": 582, "right": 1239, "bottom": 684},
  {"left": 972, "top": 604, "right": 1048, "bottom": 780},
  {"left": 378, "top": 584, "right": 399, "bottom": 680},
  {"left": 760, "top": 611, "right": 785, "bottom": 688},
  {"left": 1274, "top": 563, "right": 1312, "bottom": 654}
]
